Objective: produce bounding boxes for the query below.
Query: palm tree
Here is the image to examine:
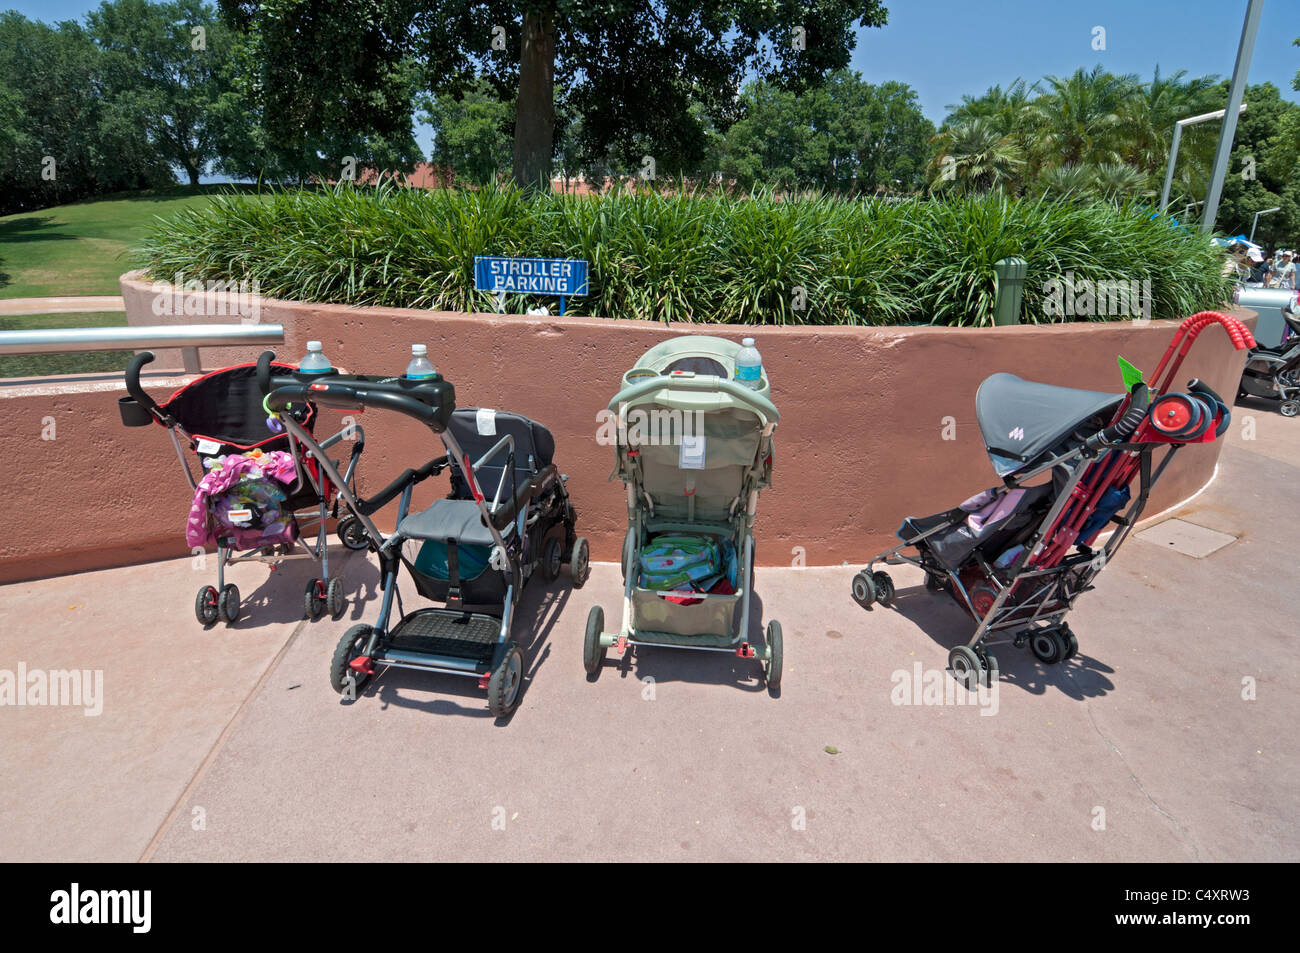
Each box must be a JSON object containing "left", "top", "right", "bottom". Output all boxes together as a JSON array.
[
  {"left": 1033, "top": 65, "right": 1138, "bottom": 168},
  {"left": 928, "top": 118, "right": 1024, "bottom": 194},
  {"left": 1120, "top": 67, "right": 1221, "bottom": 174},
  {"left": 1092, "top": 162, "right": 1153, "bottom": 201},
  {"left": 1037, "top": 164, "right": 1098, "bottom": 201}
]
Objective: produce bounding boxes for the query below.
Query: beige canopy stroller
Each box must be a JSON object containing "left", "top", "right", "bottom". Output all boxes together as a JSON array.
[{"left": 584, "top": 336, "right": 783, "bottom": 692}]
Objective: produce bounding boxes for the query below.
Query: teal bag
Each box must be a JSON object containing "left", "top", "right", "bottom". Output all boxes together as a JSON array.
[
  {"left": 412, "top": 539, "right": 492, "bottom": 581},
  {"left": 639, "top": 534, "right": 725, "bottom": 591}
]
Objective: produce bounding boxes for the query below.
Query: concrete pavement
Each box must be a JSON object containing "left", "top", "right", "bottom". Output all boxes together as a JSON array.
[{"left": 1, "top": 408, "right": 1296, "bottom": 862}]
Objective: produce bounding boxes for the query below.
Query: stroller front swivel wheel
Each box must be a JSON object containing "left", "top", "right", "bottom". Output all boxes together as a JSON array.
[
  {"left": 326, "top": 577, "right": 346, "bottom": 619},
  {"left": 948, "top": 645, "right": 992, "bottom": 688},
  {"left": 337, "top": 515, "right": 370, "bottom": 551},
  {"left": 851, "top": 571, "right": 876, "bottom": 608},
  {"left": 330, "top": 624, "right": 373, "bottom": 696},
  {"left": 583, "top": 606, "right": 607, "bottom": 676},
  {"left": 1030, "top": 628, "right": 1068, "bottom": 665},
  {"left": 569, "top": 537, "right": 591, "bottom": 589},
  {"left": 218, "top": 584, "right": 240, "bottom": 625},
  {"left": 195, "top": 585, "right": 219, "bottom": 627},
  {"left": 304, "top": 579, "right": 326, "bottom": 620},
  {"left": 1281, "top": 400, "right": 1299, "bottom": 418},
  {"left": 540, "top": 533, "right": 565, "bottom": 584},
  {"left": 872, "top": 571, "right": 895, "bottom": 607},
  {"left": 764, "top": 620, "right": 783, "bottom": 693},
  {"left": 488, "top": 643, "right": 524, "bottom": 717}
]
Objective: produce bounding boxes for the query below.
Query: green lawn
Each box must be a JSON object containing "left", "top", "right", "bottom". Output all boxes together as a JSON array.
[
  {"left": 0, "top": 185, "right": 258, "bottom": 299},
  {"left": 0, "top": 312, "right": 136, "bottom": 377}
]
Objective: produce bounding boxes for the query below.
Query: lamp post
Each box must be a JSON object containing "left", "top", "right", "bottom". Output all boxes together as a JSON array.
[
  {"left": 1201, "top": 0, "right": 1264, "bottom": 233},
  {"left": 1250, "top": 206, "right": 1281, "bottom": 243},
  {"left": 1159, "top": 104, "right": 1248, "bottom": 213}
]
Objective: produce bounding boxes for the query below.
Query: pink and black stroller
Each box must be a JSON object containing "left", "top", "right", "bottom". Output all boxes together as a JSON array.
[
  {"left": 853, "top": 313, "right": 1254, "bottom": 685},
  {"left": 119, "top": 351, "right": 366, "bottom": 626}
]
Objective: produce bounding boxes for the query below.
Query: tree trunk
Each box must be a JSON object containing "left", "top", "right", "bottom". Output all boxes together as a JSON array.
[{"left": 512, "top": 8, "right": 557, "bottom": 190}]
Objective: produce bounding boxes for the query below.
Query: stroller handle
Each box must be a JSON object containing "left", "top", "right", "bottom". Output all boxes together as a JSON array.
[
  {"left": 124, "top": 351, "right": 164, "bottom": 418},
  {"left": 609, "top": 373, "right": 780, "bottom": 423},
  {"left": 1085, "top": 383, "right": 1151, "bottom": 451}
]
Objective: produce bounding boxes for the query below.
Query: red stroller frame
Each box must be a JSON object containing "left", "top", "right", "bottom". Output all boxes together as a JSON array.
[
  {"left": 119, "top": 351, "right": 367, "bottom": 626},
  {"left": 854, "top": 313, "right": 1254, "bottom": 685}
]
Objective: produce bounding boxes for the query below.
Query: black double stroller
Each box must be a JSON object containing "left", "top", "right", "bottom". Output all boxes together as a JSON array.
[{"left": 256, "top": 352, "right": 588, "bottom": 717}]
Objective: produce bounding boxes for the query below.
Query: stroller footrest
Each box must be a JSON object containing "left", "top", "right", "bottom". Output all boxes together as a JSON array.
[{"left": 389, "top": 610, "right": 501, "bottom": 663}]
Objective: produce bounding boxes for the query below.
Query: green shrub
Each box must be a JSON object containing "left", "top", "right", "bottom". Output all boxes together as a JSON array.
[{"left": 134, "top": 183, "right": 1234, "bottom": 326}]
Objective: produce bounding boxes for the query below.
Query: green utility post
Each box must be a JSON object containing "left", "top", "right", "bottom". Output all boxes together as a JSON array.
[{"left": 993, "top": 257, "right": 1027, "bottom": 326}]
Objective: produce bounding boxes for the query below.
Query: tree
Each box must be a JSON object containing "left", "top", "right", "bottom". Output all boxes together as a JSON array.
[
  {"left": 928, "top": 118, "right": 1023, "bottom": 195},
  {"left": 420, "top": 80, "right": 513, "bottom": 186},
  {"left": 222, "top": 1, "right": 889, "bottom": 189},
  {"left": 1032, "top": 65, "right": 1136, "bottom": 169},
  {"left": 720, "top": 71, "right": 931, "bottom": 194},
  {"left": 0, "top": 12, "right": 170, "bottom": 215},
  {"left": 88, "top": 0, "right": 246, "bottom": 186}
]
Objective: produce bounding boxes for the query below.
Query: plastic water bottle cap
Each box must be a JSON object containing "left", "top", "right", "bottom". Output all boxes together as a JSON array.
[
  {"left": 742, "top": 337, "right": 755, "bottom": 347},
  {"left": 412, "top": 344, "right": 427, "bottom": 355},
  {"left": 306, "top": 341, "right": 322, "bottom": 351}
]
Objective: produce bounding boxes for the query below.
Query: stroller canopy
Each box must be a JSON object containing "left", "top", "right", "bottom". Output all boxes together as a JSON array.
[
  {"left": 161, "top": 362, "right": 314, "bottom": 448},
  {"left": 977, "top": 373, "right": 1123, "bottom": 477}
]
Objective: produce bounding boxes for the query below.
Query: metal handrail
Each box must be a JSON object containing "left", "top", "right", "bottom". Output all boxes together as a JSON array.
[{"left": 0, "top": 323, "right": 284, "bottom": 373}]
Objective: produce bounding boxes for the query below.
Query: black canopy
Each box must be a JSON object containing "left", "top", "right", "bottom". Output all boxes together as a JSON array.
[{"left": 976, "top": 373, "right": 1124, "bottom": 476}]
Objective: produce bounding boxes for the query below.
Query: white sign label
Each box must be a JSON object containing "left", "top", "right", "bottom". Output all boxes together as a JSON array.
[
  {"left": 476, "top": 409, "right": 497, "bottom": 436},
  {"left": 195, "top": 439, "right": 222, "bottom": 454},
  {"left": 679, "top": 435, "right": 706, "bottom": 470}
]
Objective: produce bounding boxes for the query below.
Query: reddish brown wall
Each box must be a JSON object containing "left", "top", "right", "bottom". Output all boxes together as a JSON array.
[{"left": 0, "top": 275, "right": 1255, "bottom": 583}]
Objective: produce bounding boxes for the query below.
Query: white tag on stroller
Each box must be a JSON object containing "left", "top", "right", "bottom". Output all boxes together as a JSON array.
[
  {"left": 226, "top": 508, "right": 253, "bottom": 526},
  {"left": 679, "top": 435, "right": 706, "bottom": 469},
  {"left": 196, "top": 439, "right": 221, "bottom": 455},
  {"left": 476, "top": 409, "right": 497, "bottom": 436}
]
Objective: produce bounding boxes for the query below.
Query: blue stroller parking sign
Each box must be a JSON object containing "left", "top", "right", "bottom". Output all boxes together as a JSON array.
[{"left": 473, "top": 256, "right": 589, "bottom": 315}]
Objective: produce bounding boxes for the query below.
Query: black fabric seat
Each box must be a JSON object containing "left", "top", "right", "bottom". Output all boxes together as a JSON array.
[{"left": 398, "top": 499, "right": 497, "bottom": 547}]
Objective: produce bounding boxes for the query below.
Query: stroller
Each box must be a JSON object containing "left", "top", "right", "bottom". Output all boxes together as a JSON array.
[
  {"left": 256, "top": 352, "right": 588, "bottom": 717},
  {"left": 853, "top": 313, "right": 1253, "bottom": 686},
  {"left": 120, "top": 351, "right": 365, "bottom": 626},
  {"left": 584, "top": 336, "right": 783, "bottom": 691},
  {"left": 1237, "top": 291, "right": 1300, "bottom": 416}
]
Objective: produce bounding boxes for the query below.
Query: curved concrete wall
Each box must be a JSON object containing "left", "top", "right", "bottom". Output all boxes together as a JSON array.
[{"left": 0, "top": 274, "right": 1254, "bottom": 583}]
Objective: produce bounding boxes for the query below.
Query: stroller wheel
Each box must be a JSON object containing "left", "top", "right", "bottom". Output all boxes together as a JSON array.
[
  {"left": 764, "top": 620, "right": 783, "bottom": 694},
  {"left": 584, "top": 606, "right": 607, "bottom": 676},
  {"left": 194, "top": 585, "right": 219, "bottom": 627},
  {"left": 1059, "top": 624, "right": 1079, "bottom": 661},
  {"left": 304, "top": 578, "right": 326, "bottom": 620},
  {"left": 569, "top": 537, "right": 591, "bottom": 589},
  {"left": 337, "top": 516, "right": 370, "bottom": 551},
  {"left": 948, "top": 646, "right": 985, "bottom": 688},
  {"left": 872, "top": 571, "right": 895, "bottom": 607},
  {"left": 330, "top": 624, "right": 373, "bottom": 696},
  {"left": 1281, "top": 400, "right": 1300, "bottom": 418},
  {"left": 326, "top": 577, "right": 346, "bottom": 619},
  {"left": 540, "top": 533, "right": 564, "bottom": 584},
  {"left": 851, "top": 571, "right": 876, "bottom": 609},
  {"left": 1029, "top": 628, "right": 1068, "bottom": 665},
  {"left": 218, "top": 584, "right": 240, "bottom": 625},
  {"left": 488, "top": 643, "right": 524, "bottom": 717}
]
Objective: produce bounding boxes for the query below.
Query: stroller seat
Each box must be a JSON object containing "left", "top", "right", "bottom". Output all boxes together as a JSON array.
[{"left": 398, "top": 499, "right": 499, "bottom": 547}]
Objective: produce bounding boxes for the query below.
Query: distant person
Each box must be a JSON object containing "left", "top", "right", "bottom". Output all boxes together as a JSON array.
[{"left": 1278, "top": 252, "right": 1296, "bottom": 290}]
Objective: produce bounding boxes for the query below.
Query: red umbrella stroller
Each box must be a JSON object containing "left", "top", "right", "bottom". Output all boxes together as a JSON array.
[
  {"left": 853, "top": 313, "right": 1254, "bottom": 685},
  {"left": 119, "top": 351, "right": 367, "bottom": 626}
]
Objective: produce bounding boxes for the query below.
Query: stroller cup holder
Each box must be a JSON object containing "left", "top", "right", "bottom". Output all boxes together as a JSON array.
[{"left": 118, "top": 396, "right": 154, "bottom": 427}]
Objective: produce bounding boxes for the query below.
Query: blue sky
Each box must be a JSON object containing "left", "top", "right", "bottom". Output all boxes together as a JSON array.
[{"left": 7, "top": 0, "right": 1298, "bottom": 154}]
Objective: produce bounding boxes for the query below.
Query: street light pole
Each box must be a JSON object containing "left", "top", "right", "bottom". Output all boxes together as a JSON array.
[
  {"left": 1250, "top": 206, "right": 1281, "bottom": 243},
  {"left": 1201, "top": 0, "right": 1264, "bottom": 233},
  {"left": 1159, "top": 105, "right": 1248, "bottom": 214}
]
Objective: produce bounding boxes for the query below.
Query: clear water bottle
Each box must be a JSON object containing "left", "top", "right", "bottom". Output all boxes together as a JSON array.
[
  {"left": 298, "top": 341, "right": 331, "bottom": 374},
  {"left": 734, "top": 337, "right": 763, "bottom": 390},
  {"left": 405, "top": 344, "right": 436, "bottom": 380}
]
